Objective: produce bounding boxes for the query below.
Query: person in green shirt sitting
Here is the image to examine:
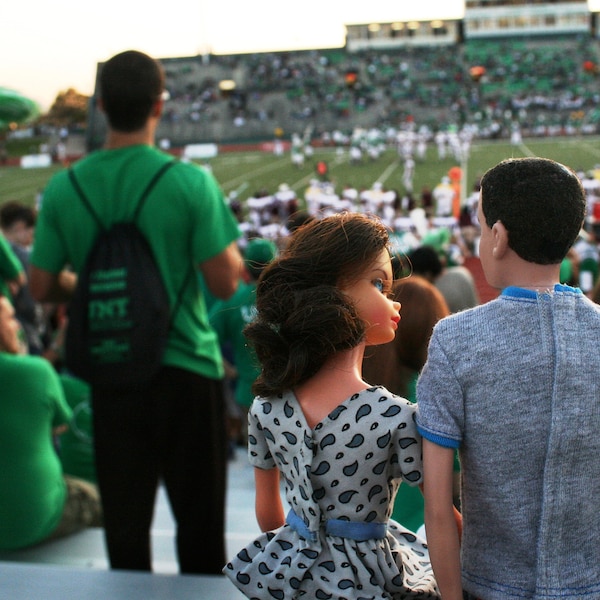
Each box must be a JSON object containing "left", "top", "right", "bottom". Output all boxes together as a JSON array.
[{"left": 0, "top": 295, "right": 101, "bottom": 551}]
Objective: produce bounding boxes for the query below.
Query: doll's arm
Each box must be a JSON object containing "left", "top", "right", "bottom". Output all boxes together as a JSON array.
[
  {"left": 254, "top": 466, "right": 285, "bottom": 532},
  {"left": 423, "top": 439, "right": 463, "bottom": 600}
]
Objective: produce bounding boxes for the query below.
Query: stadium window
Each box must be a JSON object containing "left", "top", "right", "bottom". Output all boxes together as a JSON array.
[
  {"left": 367, "top": 23, "right": 381, "bottom": 39},
  {"left": 431, "top": 20, "right": 447, "bottom": 36},
  {"left": 350, "top": 25, "right": 363, "bottom": 40},
  {"left": 391, "top": 22, "right": 404, "bottom": 38},
  {"left": 407, "top": 21, "right": 419, "bottom": 38}
]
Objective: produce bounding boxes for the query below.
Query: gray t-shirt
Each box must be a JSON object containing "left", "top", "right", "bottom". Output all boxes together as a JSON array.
[{"left": 417, "top": 285, "right": 600, "bottom": 600}]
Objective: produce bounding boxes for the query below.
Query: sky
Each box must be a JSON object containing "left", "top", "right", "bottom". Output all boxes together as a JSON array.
[{"left": 3, "top": 0, "right": 600, "bottom": 112}]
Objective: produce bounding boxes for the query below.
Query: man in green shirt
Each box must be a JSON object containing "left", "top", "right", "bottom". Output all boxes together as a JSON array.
[
  {"left": 210, "top": 238, "right": 277, "bottom": 443},
  {"left": 0, "top": 232, "right": 25, "bottom": 302},
  {"left": 29, "top": 50, "right": 243, "bottom": 574}
]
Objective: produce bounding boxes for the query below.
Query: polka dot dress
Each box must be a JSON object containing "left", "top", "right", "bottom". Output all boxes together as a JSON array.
[{"left": 224, "top": 386, "right": 440, "bottom": 599}]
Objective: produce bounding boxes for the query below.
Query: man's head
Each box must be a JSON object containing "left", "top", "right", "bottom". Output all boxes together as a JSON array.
[
  {"left": 0, "top": 201, "right": 36, "bottom": 247},
  {"left": 479, "top": 157, "right": 586, "bottom": 265},
  {"left": 244, "top": 238, "right": 277, "bottom": 281},
  {"left": 407, "top": 245, "right": 443, "bottom": 281},
  {"left": 99, "top": 50, "right": 165, "bottom": 132}
]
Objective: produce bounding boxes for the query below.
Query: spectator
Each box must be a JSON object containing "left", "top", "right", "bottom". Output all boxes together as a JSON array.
[
  {"left": 572, "top": 228, "right": 599, "bottom": 296},
  {"left": 407, "top": 245, "right": 480, "bottom": 313},
  {"left": 362, "top": 275, "right": 459, "bottom": 536},
  {"left": 0, "top": 201, "right": 49, "bottom": 354},
  {"left": 0, "top": 295, "right": 101, "bottom": 550},
  {"left": 29, "top": 50, "right": 243, "bottom": 574},
  {"left": 210, "top": 237, "right": 278, "bottom": 444},
  {"left": 57, "top": 373, "right": 96, "bottom": 484},
  {"left": 0, "top": 228, "right": 25, "bottom": 303},
  {"left": 432, "top": 176, "right": 455, "bottom": 218}
]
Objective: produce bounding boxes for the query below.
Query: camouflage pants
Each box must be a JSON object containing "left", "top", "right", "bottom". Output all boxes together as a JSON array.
[{"left": 48, "top": 476, "right": 103, "bottom": 541}]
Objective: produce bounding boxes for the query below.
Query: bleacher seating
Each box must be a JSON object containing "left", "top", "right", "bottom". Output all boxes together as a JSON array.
[
  {"left": 0, "top": 562, "right": 245, "bottom": 600},
  {"left": 86, "top": 34, "right": 600, "bottom": 150},
  {"left": 0, "top": 447, "right": 256, "bottom": 599}
]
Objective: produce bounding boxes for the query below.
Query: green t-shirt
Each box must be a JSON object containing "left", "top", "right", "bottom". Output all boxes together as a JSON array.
[
  {"left": 58, "top": 374, "right": 96, "bottom": 484},
  {"left": 210, "top": 279, "right": 259, "bottom": 408},
  {"left": 0, "top": 233, "right": 23, "bottom": 301},
  {"left": 31, "top": 145, "right": 241, "bottom": 379},
  {"left": 0, "top": 353, "right": 71, "bottom": 550}
]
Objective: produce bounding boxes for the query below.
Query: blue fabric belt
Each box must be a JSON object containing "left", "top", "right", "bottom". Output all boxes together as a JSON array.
[{"left": 286, "top": 509, "right": 387, "bottom": 543}]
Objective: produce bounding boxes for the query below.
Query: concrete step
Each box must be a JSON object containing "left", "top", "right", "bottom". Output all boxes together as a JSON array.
[
  {"left": 0, "top": 561, "right": 246, "bottom": 599},
  {"left": 0, "top": 446, "right": 259, "bottom": 575}
]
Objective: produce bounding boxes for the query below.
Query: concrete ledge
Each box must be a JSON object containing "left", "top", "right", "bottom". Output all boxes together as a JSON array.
[
  {"left": 0, "top": 528, "right": 107, "bottom": 570},
  {"left": 0, "top": 526, "right": 180, "bottom": 573},
  {"left": 0, "top": 561, "right": 245, "bottom": 599},
  {"left": 0, "top": 450, "right": 259, "bottom": 590}
]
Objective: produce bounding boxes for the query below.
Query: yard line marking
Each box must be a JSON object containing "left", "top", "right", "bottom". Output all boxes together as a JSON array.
[
  {"left": 221, "top": 157, "right": 288, "bottom": 189},
  {"left": 518, "top": 143, "right": 536, "bottom": 157},
  {"left": 576, "top": 140, "right": 600, "bottom": 160},
  {"left": 376, "top": 159, "right": 400, "bottom": 186}
]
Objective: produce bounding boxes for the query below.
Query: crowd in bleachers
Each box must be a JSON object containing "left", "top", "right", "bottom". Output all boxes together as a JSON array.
[
  {"left": 122, "top": 34, "right": 600, "bottom": 146},
  {"left": 7, "top": 45, "right": 600, "bottom": 593},
  {"left": 223, "top": 147, "right": 600, "bottom": 304}
]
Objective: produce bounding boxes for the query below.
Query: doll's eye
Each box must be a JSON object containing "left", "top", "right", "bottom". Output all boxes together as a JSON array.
[{"left": 373, "top": 278, "right": 393, "bottom": 297}]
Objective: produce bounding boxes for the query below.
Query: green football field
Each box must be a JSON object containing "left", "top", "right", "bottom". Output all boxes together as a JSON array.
[{"left": 2, "top": 136, "right": 600, "bottom": 211}]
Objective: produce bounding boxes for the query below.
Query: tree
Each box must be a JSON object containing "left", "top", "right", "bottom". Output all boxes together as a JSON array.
[{"left": 40, "top": 88, "right": 89, "bottom": 127}]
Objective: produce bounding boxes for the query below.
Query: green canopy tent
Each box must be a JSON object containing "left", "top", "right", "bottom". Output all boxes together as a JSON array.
[{"left": 0, "top": 87, "right": 40, "bottom": 129}]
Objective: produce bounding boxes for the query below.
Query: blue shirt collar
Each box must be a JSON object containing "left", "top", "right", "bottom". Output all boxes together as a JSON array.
[{"left": 501, "top": 284, "right": 581, "bottom": 299}]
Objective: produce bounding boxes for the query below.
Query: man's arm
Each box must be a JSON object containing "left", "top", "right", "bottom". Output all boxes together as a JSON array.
[
  {"left": 200, "top": 241, "right": 244, "bottom": 300},
  {"left": 28, "top": 265, "right": 77, "bottom": 304},
  {"left": 6, "top": 270, "right": 26, "bottom": 298},
  {"left": 423, "top": 438, "right": 463, "bottom": 600}
]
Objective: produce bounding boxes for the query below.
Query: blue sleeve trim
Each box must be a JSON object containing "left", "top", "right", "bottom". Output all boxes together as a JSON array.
[{"left": 417, "top": 425, "right": 460, "bottom": 449}]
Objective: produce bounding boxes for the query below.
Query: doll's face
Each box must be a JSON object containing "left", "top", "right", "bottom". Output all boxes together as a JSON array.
[{"left": 341, "top": 249, "right": 401, "bottom": 347}]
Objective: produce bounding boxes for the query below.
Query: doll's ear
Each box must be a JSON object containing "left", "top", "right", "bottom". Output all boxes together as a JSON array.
[{"left": 491, "top": 220, "right": 509, "bottom": 259}]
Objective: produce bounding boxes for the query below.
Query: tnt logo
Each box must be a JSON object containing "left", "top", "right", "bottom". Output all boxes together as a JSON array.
[{"left": 89, "top": 297, "right": 130, "bottom": 320}]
